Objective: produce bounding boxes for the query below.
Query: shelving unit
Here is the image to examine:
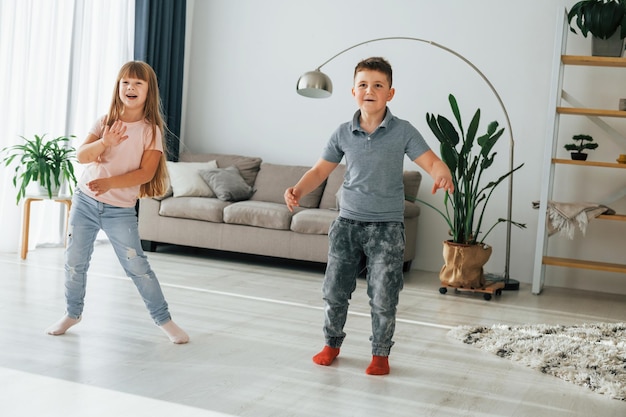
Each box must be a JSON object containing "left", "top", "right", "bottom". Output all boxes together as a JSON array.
[{"left": 531, "top": 8, "right": 626, "bottom": 294}]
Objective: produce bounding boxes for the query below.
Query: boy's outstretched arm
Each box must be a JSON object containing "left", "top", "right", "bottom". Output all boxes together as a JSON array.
[
  {"left": 285, "top": 158, "right": 338, "bottom": 212},
  {"left": 413, "top": 150, "right": 454, "bottom": 194}
]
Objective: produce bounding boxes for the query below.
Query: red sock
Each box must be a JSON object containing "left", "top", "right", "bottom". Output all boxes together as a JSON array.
[
  {"left": 366, "top": 355, "right": 389, "bottom": 375},
  {"left": 312, "top": 346, "right": 340, "bottom": 366}
]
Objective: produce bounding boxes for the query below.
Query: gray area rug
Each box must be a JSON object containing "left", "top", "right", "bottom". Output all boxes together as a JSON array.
[{"left": 449, "top": 323, "right": 626, "bottom": 401}]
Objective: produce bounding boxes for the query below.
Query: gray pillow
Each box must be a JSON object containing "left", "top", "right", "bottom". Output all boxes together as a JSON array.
[{"left": 199, "top": 166, "right": 254, "bottom": 202}]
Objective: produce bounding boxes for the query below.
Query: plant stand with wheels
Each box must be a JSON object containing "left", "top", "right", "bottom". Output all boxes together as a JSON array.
[{"left": 439, "top": 280, "right": 505, "bottom": 301}]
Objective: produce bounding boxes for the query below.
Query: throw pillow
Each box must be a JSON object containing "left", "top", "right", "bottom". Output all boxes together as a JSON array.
[
  {"left": 179, "top": 152, "right": 262, "bottom": 186},
  {"left": 250, "top": 163, "right": 325, "bottom": 207},
  {"left": 166, "top": 160, "right": 218, "bottom": 197},
  {"left": 199, "top": 166, "right": 254, "bottom": 202}
]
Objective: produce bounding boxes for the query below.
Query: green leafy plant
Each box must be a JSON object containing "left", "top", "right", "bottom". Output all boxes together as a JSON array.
[
  {"left": 1, "top": 134, "right": 77, "bottom": 203},
  {"left": 418, "top": 94, "right": 526, "bottom": 245},
  {"left": 568, "top": 0, "right": 626, "bottom": 39},
  {"left": 564, "top": 133, "right": 599, "bottom": 154}
]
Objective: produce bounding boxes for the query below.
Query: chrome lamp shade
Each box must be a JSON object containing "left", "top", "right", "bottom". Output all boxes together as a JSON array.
[{"left": 296, "top": 70, "right": 333, "bottom": 98}]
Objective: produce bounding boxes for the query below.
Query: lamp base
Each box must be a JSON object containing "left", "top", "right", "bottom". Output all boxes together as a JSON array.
[
  {"left": 484, "top": 273, "right": 520, "bottom": 291},
  {"left": 502, "top": 279, "right": 520, "bottom": 291}
]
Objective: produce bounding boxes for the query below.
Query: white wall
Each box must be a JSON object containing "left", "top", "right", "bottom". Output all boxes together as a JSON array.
[{"left": 182, "top": 0, "right": 626, "bottom": 294}]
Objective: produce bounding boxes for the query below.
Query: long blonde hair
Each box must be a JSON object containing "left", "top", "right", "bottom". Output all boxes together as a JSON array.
[{"left": 106, "top": 61, "right": 168, "bottom": 198}]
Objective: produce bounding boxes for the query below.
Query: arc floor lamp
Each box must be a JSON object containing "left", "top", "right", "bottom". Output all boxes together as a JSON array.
[{"left": 296, "top": 36, "right": 519, "bottom": 291}]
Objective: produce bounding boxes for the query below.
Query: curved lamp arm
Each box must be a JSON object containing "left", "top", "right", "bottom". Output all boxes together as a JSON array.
[{"left": 296, "top": 36, "right": 516, "bottom": 283}]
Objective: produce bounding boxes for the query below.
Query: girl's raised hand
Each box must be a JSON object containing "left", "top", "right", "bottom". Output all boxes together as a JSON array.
[{"left": 102, "top": 120, "right": 128, "bottom": 146}]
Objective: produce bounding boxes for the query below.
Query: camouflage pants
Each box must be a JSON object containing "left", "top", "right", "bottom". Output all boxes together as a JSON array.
[{"left": 321, "top": 216, "right": 405, "bottom": 356}]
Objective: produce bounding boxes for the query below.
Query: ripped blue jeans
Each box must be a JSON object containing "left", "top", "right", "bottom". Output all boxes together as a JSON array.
[
  {"left": 64, "top": 189, "right": 171, "bottom": 325},
  {"left": 322, "top": 217, "right": 405, "bottom": 356}
]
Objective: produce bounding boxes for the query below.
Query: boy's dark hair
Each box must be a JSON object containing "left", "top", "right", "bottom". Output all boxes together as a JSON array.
[{"left": 354, "top": 57, "right": 393, "bottom": 87}]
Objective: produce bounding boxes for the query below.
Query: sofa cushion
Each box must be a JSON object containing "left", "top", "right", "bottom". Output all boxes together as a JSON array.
[
  {"left": 223, "top": 201, "right": 293, "bottom": 230},
  {"left": 158, "top": 196, "right": 230, "bottom": 223},
  {"left": 290, "top": 209, "right": 339, "bottom": 235},
  {"left": 199, "top": 166, "right": 254, "bottom": 202},
  {"left": 166, "top": 160, "right": 218, "bottom": 197},
  {"left": 319, "top": 164, "right": 346, "bottom": 210},
  {"left": 180, "top": 152, "right": 262, "bottom": 186},
  {"left": 250, "top": 163, "right": 325, "bottom": 208}
]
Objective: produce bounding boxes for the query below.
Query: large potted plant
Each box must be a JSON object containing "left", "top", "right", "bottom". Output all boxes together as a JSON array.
[
  {"left": 419, "top": 94, "right": 525, "bottom": 288},
  {"left": 568, "top": 0, "right": 626, "bottom": 57},
  {"left": 1, "top": 134, "right": 77, "bottom": 203}
]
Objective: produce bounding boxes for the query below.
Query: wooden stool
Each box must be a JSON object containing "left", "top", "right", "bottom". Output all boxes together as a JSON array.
[{"left": 21, "top": 196, "right": 72, "bottom": 259}]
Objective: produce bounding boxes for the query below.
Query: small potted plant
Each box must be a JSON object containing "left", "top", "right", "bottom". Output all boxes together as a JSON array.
[
  {"left": 1, "top": 134, "right": 78, "bottom": 203},
  {"left": 568, "top": 0, "right": 626, "bottom": 56},
  {"left": 564, "top": 134, "right": 599, "bottom": 161}
]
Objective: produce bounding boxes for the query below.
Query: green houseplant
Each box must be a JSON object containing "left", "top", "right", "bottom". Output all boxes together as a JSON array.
[
  {"left": 564, "top": 133, "right": 599, "bottom": 161},
  {"left": 1, "top": 134, "right": 77, "bottom": 203},
  {"left": 568, "top": 0, "right": 626, "bottom": 56},
  {"left": 419, "top": 94, "right": 525, "bottom": 288}
]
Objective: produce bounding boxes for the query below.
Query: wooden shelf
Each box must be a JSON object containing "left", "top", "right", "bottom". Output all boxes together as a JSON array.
[
  {"left": 562, "top": 55, "right": 626, "bottom": 68},
  {"left": 597, "top": 213, "right": 626, "bottom": 221},
  {"left": 533, "top": 10, "right": 626, "bottom": 293},
  {"left": 543, "top": 256, "right": 626, "bottom": 273},
  {"left": 557, "top": 107, "right": 626, "bottom": 117},
  {"left": 552, "top": 158, "right": 626, "bottom": 168}
]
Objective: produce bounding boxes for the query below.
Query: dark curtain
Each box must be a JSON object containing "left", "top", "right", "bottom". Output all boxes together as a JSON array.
[{"left": 134, "top": 0, "right": 186, "bottom": 161}]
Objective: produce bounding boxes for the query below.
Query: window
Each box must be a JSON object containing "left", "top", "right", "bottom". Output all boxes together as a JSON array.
[{"left": 0, "top": 0, "right": 135, "bottom": 252}]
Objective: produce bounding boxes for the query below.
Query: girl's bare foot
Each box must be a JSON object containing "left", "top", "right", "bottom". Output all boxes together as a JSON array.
[
  {"left": 46, "top": 315, "right": 81, "bottom": 335},
  {"left": 159, "top": 320, "right": 189, "bottom": 344}
]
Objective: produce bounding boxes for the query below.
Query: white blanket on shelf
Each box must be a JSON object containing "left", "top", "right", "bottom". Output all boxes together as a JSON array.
[{"left": 532, "top": 200, "right": 615, "bottom": 239}]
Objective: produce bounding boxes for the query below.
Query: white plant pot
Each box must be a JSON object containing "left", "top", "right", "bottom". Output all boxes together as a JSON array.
[
  {"left": 36, "top": 181, "right": 61, "bottom": 197},
  {"left": 592, "top": 31, "right": 625, "bottom": 57}
]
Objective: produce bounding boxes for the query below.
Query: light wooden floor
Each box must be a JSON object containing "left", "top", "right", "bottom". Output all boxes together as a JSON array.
[{"left": 2, "top": 242, "right": 626, "bottom": 417}]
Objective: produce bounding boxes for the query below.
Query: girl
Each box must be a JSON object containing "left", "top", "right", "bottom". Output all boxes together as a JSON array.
[{"left": 46, "top": 61, "right": 189, "bottom": 344}]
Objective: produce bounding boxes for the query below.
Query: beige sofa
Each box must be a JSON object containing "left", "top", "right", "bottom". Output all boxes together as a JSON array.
[{"left": 138, "top": 152, "right": 422, "bottom": 271}]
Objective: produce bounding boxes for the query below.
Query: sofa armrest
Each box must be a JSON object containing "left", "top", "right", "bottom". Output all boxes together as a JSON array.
[
  {"left": 404, "top": 200, "right": 421, "bottom": 218},
  {"left": 403, "top": 170, "right": 422, "bottom": 202},
  {"left": 138, "top": 198, "right": 162, "bottom": 239}
]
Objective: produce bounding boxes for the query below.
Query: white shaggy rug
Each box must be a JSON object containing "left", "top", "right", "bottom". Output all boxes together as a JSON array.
[{"left": 449, "top": 323, "right": 626, "bottom": 401}]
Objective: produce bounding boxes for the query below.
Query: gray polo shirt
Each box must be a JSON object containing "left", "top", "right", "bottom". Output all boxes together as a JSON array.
[{"left": 321, "top": 107, "right": 430, "bottom": 222}]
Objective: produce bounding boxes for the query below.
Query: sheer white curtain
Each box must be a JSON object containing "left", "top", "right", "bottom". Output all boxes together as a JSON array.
[{"left": 0, "top": 0, "right": 134, "bottom": 253}]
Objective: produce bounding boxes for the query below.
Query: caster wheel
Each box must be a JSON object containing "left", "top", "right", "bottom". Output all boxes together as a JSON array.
[
  {"left": 495, "top": 289, "right": 502, "bottom": 296},
  {"left": 439, "top": 287, "right": 447, "bottom": 294},
  {"left": 483, "top": 293, "right": 492, "bottom": 301}
]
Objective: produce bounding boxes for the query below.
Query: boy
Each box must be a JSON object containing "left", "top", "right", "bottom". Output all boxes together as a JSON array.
[{"left": 284, "top": 57, "right": 453, "bottom": 375}]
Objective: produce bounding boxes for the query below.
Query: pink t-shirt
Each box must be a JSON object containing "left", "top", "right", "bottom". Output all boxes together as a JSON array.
[{"left": 78, "top": 116, "right": 164, "bottom": 208}]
